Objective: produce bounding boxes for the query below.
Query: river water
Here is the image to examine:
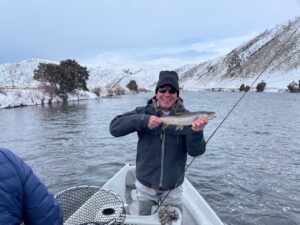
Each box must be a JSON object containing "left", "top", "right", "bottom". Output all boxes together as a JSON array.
[{"left": 0, "top": 92, "right": 299, "bottom": 225}]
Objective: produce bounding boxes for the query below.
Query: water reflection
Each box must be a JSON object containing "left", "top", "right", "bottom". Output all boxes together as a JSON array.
[{"left": 0, "top": 92, "right": 300, "bottom": 225}]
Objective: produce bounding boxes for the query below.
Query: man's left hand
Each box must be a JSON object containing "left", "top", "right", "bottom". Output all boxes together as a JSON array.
[{"left": 192, "top": 118, "right": 208, "bottom": 132}]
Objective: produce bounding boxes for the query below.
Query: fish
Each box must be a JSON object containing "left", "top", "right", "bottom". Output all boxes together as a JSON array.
[{"left": 160, "top": 111, "right": 215, "bottom": 131}]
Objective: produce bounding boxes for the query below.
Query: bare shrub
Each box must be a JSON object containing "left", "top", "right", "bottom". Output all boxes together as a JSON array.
[
  {"left": 106, "top": 88, "right": 114, "bottom": 96},
  {"left": 114, "top": 87, "right": 126, "bottom": 95},
  {"left": 15, "top": 90, "right": 22, "bottom": 97},
  {"left": 91, "top": 87, "right": 102, "bottom": 97},
  {"left": 58, "top": 94, "right": 68, "bottom": 102},
  {"left": 137, "top": 87, "right": 149, "bottom": 93},
  {"left": 0, "top": 87, "right": 6, "bottom": 95},
  {"left": 39, "top": 84, "right": 55, "bottom": 98}
]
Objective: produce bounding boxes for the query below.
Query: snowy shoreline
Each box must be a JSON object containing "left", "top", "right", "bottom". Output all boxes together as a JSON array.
[
  {"left": 0, "top": 88, "right": 98, "bottom": 109},
  {"left": 0, "top": 86, "right": 293, "bottom": 109}
]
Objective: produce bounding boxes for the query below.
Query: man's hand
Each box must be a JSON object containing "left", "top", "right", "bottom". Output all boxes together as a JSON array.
[
  {"left": 148, "top": 116, "right": 162, "bottom": 129},
  {"left": 192, "top": 118, "right": 208, "bottom": 132}
]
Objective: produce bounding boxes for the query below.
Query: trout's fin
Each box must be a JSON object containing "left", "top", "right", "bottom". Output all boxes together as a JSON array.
[
  {"left": 162, "top": 123, "right": 169, "bottom": 130},
  {"left": 175, "top": 125, "right": 184, "bottom": 131}
]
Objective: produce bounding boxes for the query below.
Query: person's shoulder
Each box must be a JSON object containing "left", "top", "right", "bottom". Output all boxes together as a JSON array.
[
  {"left": 135, "top": 106, "right": 146, "bottom": 112},
  {"left": 0, "top": 148, "right": 25, "bottom": 176},
  {"left": 0, "top": 148, "right": 17, "bottom": 162},
  {"left": 0, "top": 148, "right": 22, "bottom": 185}
]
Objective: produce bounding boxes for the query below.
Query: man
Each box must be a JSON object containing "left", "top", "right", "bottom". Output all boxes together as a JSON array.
[
  {"left": 110, "top": 71, "right": 208, "bottom": 215},
  {"left": 0, "top": 148, "right": 63, "bottom": 225}
]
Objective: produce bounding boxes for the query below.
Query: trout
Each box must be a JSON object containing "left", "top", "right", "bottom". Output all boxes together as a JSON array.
[{"left": 160, "top": 111, "right": 215, "bottom": 130}]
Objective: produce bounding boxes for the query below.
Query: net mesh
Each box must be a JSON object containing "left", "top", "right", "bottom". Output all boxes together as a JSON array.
[{"left": 55, "top": 186, "right": 125, "bottom": 225}]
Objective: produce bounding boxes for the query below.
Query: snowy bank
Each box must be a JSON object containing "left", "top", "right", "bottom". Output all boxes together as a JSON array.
[{"left": 0, "top": 88, "right": 98, "bottom": 109}]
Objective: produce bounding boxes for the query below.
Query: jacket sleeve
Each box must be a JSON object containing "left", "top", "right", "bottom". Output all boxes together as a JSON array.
[
  {"left": 110, "top": 107, "right": 150, "bottom": 137},
  {"left": 0, "top": 149, "right": 23, "bottom": 225},
  {"left": 21, "top": 159, "right": 63, "bottom": 225},
  {"left": 186, "top": 130, "right": 206, "bottom": 156},
  {"left": 0, "top": 148, "right": 63, "bottom": 225}
]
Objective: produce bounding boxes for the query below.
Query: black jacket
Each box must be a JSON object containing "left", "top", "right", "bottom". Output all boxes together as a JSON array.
[{"left": 110, "top": 99, "right": 206, "bottom": 190}]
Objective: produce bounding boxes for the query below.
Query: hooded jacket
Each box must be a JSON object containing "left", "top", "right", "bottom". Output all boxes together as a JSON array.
[
  {"left": 110, "top": 98, "right": 206, "bottom": 190},
  {"left": 0, "top": 148, "right": 63, "bottom": 225}
]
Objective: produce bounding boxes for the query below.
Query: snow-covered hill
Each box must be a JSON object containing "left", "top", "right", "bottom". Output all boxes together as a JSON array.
[
  {"left": 1, "top": 17, "right": 299, "bottom": 92},
  {"left": 179, "top": 17, "right": 300, "bottom": 91},
  {"left": 87, "top": 58, "right": 193, "bottom": 89},
  {"left": 0, "top": 58, "right": 192, "bottom": 90},
  {"left": 1, "top": 17, "right": 300, "bottom": 108}
]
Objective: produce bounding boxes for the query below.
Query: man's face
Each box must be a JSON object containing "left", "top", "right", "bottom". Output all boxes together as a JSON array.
[{"left": 155, "top": 85, "right": 178, "bottom": 111}]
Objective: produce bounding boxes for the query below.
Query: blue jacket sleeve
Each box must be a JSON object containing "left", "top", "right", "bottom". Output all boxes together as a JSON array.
[
  {"left": 110, "top": 107, "right": 150, "bottom": 137},
  {"left": 0, "top": 148, "right": 63, "bottom": 225},
  {"left": 185, "top": 130, "right": 206, "bottom": 156},
  {"left": 21, "top": 159, "right": 63, "bottom": 225}
]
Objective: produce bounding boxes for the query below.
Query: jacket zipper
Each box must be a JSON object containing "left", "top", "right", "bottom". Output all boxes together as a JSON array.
[{"left": 159, "top": 131, "right": 165, "bottom": 187}]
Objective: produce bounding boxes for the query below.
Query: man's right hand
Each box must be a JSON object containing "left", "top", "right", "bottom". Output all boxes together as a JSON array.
[{"left": 148, "top": 116, "right": 161, "bottom": 129}]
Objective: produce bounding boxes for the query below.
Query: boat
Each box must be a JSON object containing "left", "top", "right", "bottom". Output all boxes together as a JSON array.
[{"left": 56, "top": 164, "right": 224, "bottom": 225}]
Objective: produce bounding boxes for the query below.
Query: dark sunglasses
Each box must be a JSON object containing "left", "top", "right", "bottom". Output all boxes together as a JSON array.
[{"left": 157, "top": 86, "right": 177, "bottom": 94}]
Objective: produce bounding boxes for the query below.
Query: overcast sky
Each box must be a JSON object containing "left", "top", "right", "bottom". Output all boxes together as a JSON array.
[{"left": 0, "top": 0, "right": 299, "bottom": 64}]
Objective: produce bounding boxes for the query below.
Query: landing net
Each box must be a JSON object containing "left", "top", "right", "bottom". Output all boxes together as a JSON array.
[{"left": 55, "top": 186, "right": 125, "bottom": 225}]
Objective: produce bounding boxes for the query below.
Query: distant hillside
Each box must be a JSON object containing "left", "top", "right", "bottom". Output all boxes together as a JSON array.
[
  {"left": 0, "top": 58, "right": 189, "bottom": 90},
  {"left": 179, "top": 17, "right": 300, "bottom": 91},
  {"left": 0, "top": 17, "right": 299, "bottom": 92}
]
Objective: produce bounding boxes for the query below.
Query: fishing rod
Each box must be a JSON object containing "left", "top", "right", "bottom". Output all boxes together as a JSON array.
[{"left": 154, "top": 22, "right": 300, "bottom": 214}]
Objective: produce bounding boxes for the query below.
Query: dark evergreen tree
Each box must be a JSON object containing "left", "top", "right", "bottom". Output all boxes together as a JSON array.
[
  {"left": 127, "top": 80, "right": 138, "bottom": 92},
  {"left": 59, "top": 59, "right": 89, "bottom": 93},
  {"left": 34, "top": 59, "right": 89, "bottom": 94},
  {"left": 287, "top": 81, "right": 300, "bottom": 93},
  {"left": 34, "top": 63, "right": 61, "bottom": 93},
  {"left": 239, "top": 84, "right": 250, "bottom": 92},
  {"left": 244, "top": 85, "right": 250, "bottom": 92},
  {"left": 239, "top": 84, "right": 245, "bottom": 92},
  {"left": 256, "top": 81, "right": 267, "bottom": 92}
]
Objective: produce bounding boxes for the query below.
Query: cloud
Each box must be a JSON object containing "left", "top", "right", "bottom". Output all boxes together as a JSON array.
[
  {"left": 80, "top": 33, "right": 258, "bottom": 65},
  {"left": 0, "top": 0, "right": 299, "bottom": 63}
]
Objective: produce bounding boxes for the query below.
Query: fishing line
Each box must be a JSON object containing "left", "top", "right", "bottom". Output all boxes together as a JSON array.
[{"left": 154, "top": 22, "right": 300, "bottom": 214}]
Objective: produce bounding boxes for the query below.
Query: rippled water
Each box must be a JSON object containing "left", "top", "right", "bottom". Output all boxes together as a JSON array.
[{"left": 0, "top": 92, "right": 299, "bottom": 225}]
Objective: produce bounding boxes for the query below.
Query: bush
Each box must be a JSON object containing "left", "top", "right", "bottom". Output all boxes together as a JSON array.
[
  {"left": 114, "top": 87, "right": 126, "bottom": 95},
  {"left": 0, "top": 87, "right": 6, "bottom": 95},
  {"left": 287, "top": 81, "right": 300, "bottom": 93},
  {"left": 39, "top": 84, "right": 55, "bottom": 97},
  {"left": 34, "top": 59, "right": 89, "bottom": 94},
  {"left": 59, "top": 59, "right": 89, "bottom": 93},
  {"left": 239, "top": 84, "right": 245, "bottom": 92},
  {"left": 34, "top": 63, "right": 60, "bottom": 93},
  {"left": 127, "top": 80, "right": 138, "bottom": 92},
  {"left": 91, "top": 87, "right": 102, "bottom": 97},
  {"left": 256, "top": 81, "right": 266, "bottom": 92},
  {"left": 137, "top": 87, "right": 149, "bottom": 93},
  {"left": 106, "top": 88, "right": 114, "bottom": 96},
  {"left": 239, "top": 84, "right": 250, "bottom": 92}
]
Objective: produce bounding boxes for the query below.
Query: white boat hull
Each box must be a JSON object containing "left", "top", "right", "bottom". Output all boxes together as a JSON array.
[
  {"left": 57, "top": 164, "right": 223, "bottom": 225},
  {"left": 102, "top": 164, "right": 224, "bottom": 225}
]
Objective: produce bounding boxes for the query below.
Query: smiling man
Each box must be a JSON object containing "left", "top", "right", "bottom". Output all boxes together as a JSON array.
[{"left": 110, "top": 71, "right": 208, "bottom": 215}]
